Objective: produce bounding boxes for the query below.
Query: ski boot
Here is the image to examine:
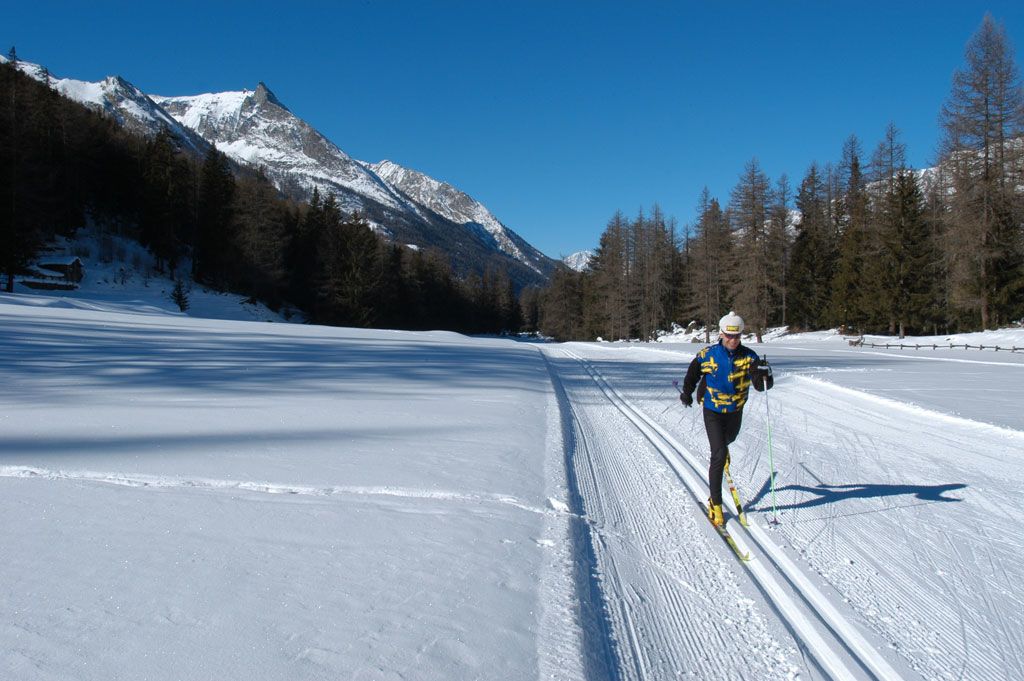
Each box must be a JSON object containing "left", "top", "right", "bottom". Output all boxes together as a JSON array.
[{"left": 707, "top": 498, "right": 724, "bottom": 527}]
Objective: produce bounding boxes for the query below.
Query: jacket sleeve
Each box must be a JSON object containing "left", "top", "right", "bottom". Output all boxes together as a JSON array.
[{"left": 681, "top": 354, "right": 703, "bottom": 398}]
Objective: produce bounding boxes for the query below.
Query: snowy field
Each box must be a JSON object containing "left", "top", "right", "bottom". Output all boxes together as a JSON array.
[{"left": 3, "top": 285, "right": 1024, "bottom": 680}]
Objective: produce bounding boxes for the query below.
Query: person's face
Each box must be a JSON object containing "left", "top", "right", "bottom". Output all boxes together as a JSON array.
[{"left": 721, "top": 332, "right": 741, "bottom": 349}]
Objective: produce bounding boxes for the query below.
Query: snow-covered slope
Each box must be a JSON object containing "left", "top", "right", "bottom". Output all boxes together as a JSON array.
[
  {"left": 19, "top": 228, "right": 291, "bottom": 323},
  {"left": 368, "top": 159, "right": 549, "bottom": 273}
]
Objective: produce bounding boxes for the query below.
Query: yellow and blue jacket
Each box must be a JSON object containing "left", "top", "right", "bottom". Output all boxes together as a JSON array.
[{"left": 682, "top": 341, "right": 765, "bottom": 413}]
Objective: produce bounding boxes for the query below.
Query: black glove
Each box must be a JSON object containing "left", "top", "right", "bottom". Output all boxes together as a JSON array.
[
  {"left": 680, "top": 391, "right": 693, "bottom": 407},
  {"left": 752, "top": 358, "right": 774, "bottom": 391}
]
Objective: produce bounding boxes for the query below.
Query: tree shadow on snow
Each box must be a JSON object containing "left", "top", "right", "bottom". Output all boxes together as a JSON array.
[{"left": 0, "top": 312, "right": 550, "bottom": 400}]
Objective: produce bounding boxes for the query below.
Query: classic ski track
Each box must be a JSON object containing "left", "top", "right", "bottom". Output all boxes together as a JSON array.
[
  {"left": 543, "top": 349, "right": 797, "bottom": 680},
  {"left": 623, "top": 342, "right": 1024, "bottom": 679},
  {"left": 571, "top": 397, "right": 649, "bottom": 681},
  {"left": 559, "top": 348, "right": 907, "bottom": 681}
]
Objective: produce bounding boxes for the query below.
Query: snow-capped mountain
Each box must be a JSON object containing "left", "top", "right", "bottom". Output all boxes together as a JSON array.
[
  {"left": 563, "top": 250, "right": 594, "bottom": 272},
  {"left": 151, "top": 86, "right": 552, "bottom": 280},
  {"left": 8, "top": 55, "right": 558, "bottom": 288},
  {"left": 2, "top": 56, "right": 208, "bottom": 155},
  {"left": 150, "top": 85, "right": 422, "bottom": 226},
  {"left": 367, "top": 160, "right": 550, "bottom": 274}
]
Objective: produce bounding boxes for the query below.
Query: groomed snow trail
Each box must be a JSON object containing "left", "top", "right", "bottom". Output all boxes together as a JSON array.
[
  {"left": 558, "top": 339, "right": 1024, "bottom": 681},
  {"left": 542, "top": 347, "right": 806, "bottom": 680}
]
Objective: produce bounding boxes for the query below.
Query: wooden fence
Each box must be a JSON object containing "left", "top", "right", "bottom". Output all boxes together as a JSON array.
[{"left": 848, "top": 338, "right": 1023, "bottom": 353}]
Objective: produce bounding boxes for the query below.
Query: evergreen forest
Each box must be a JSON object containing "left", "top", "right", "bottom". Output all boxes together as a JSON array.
[
  {"left": 534, "top": 14, "right": 1024, "bottom": 341},
  {"left": 0, "top": 51, "right": 521, "bottom": 334}
]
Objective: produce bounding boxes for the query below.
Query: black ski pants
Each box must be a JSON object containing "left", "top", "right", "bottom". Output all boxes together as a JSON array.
[{"left": 703, "top": 407, "right": 744, "bottom": 505}]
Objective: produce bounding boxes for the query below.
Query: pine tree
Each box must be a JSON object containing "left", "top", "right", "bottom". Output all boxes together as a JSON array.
[
  {"left": 140, "top": 129, "right": 192, "bottom": 274},
  {"left": 862, "top": 123, "right": 909, "bottom": 331},
  {"left": 539, "top": 267, "right": 584, "bottom": 341},
  {"left": 766, "top": 175, "right": 792, "bottom": 327},
  {"left": 830, "top": 136, "right": 871, "bottom": 332},
  {"left": 727, "top": 158, "right": 772, "bottom": 338},
  {"left": 1, "top": 62, "right": 25, "bottom": 290},
  {"left": 688, "top": 189, "right": 732, "bottom": 341},
  {"left": 585, "top": 211, "right": 630, "bottom": 339},
  {"left": 195, "top": 147, "right": 236, "bottom": 285},
  {"left": 285, "top": 188, "right": 327, "bottom": 309},
  {"left": 518, "top": 286, "right": 542, "bottom": 334},
  {"left": 317, "top": 212, "right": 383, "bottom": 326},
  {"left": 878, "top": 170, "right": 942, "bottom": 336},
  {"left": 171, "top": 279, "right": 190, "bottom": 312},
  {"left": 233, "top": 169, "right": 289, "bottom": 305},
  {"left": 632, "top": 206, "right": 675, "bottom": 339},
  {"left": 787, "top": 163, "right": 835, "bottom": 330},
  {"left": 939, "top": 13, "right": 1024, "bottom": 328}
]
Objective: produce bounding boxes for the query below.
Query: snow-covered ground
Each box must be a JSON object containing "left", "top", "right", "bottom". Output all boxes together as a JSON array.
[
  {"left": 20, "top": 229, "right": 290, "bottom": 324},
  {"left": 4, "top": 279, "right": 1024, "bottom": 679}
]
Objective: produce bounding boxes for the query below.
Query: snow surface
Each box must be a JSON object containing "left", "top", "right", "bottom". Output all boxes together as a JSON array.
[
  {"left": 149, "top": 91, "right": 252, "bottom": 135},
  {"left": 4, "top": 269, "right": 1024, "bottom": 679}
]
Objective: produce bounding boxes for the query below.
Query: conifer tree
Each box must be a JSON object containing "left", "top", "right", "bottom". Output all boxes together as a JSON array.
[
  {"left": 233, "top": 169, "right": 289, "bottom": 304},
  {"left": 643, "top": 205, "right": 676, "bottom": 339},
  {"left": 788, "top": 163, "right": 835, "bottom": 329},
  {"left": 939, "top": 13, "right": 1024, "bottom": 328},
  {"left": 317, "top": 212, "right": 382, "bottom": 326},
  {"left": 860, "top": 123, "right": 909, "bottom": 330},
  {"left": 285, "top": 189, "right": 328, "bottom": 309},
  {"left": 878, "top": 170, "right": 942, "bottom": 336},
  {"left": 141, "top": 129, "right": 192, "bottom": 273},
  {"left": 585, "top": 211, "right": 630, "bottom": 339},
  {"left": 728, "top": 159, "right": 772, "bottom": 338},
  {"left": 766, "top": 175, "right": 792, "bottom": 326},
  {"left": 539, "top": 267, "right": 585, "bottom": 341},
  {"left": 830, "top": 136, "right": 871, "bottom": 332},
  {"left": 195, "top": 147, "right": 236, "bottom": 285},
  {"left": 688, "top": 189, "right": 732, "bottom": 341},
  {"left": 171, "top": 279, "right": 190, "bottom": 312},
  {"left": 518, "top": 286, "right": 542, "bottom": 333}
]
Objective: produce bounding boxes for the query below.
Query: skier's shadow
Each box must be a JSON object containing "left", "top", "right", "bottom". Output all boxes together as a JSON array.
[{"left": 746, "top": 478, "right": 966, "bottom": 512}]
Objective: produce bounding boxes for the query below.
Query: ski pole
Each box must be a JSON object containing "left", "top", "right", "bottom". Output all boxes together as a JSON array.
[
  {"left": 762, "top": 357, "right": 780, "bottom": 524},
  {"left": 660, "top": 380, "right": 682, "bottom": 415}
]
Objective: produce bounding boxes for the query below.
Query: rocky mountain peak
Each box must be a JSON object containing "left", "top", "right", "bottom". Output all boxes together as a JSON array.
[{"left": 253, "top": 81, "right": 288, "bottom": 111}]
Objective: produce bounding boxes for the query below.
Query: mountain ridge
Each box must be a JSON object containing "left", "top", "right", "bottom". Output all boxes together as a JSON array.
[{"left": 5, "top": 55, "right": 558, "bottom": 288}]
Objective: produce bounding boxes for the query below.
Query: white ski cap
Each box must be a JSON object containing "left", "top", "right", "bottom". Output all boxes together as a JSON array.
[{"left": 719, "top": 311, "right": 744, "bottom": 334}]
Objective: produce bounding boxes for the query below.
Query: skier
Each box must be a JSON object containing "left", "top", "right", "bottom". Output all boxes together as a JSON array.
[{"left": 679, "top": 311, "right": 773, "bottom": 527}]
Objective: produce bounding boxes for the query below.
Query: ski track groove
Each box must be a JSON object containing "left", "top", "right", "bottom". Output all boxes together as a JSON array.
[
  {"left": 558, "top": 347, "right": 910, "bottom": 681},
  {"left": 544, "top": 348, "right": 795, "bottom": 680}
]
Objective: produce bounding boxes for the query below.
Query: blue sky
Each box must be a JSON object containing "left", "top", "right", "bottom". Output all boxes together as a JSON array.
[{"left": 6, "top": 1, "right": 1024, "bottom": 259}]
